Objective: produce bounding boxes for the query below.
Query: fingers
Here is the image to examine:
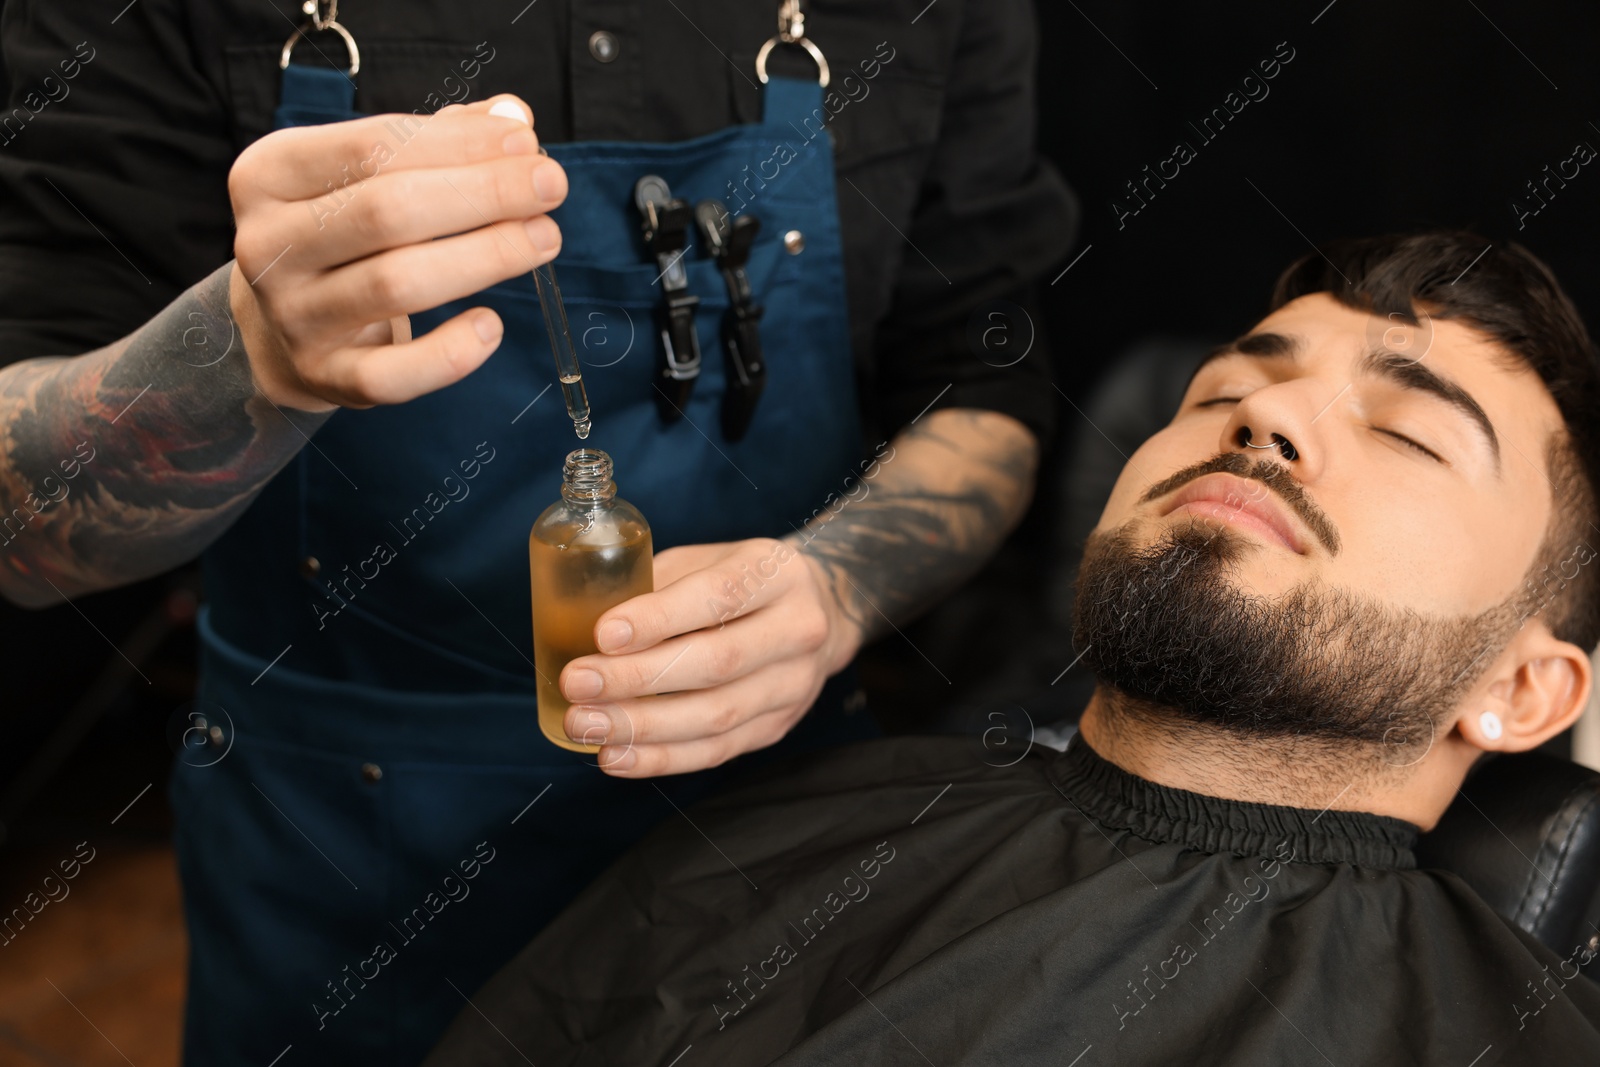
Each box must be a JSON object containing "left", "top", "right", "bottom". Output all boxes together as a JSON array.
[
  {"left": 264, "top": 152, "right": 568, "bottom": 273},
  {"left": 569, "top": 658, "right": 819, "bottom": 750},
  {"left": 231, "top": 95, "right": 540, "bottom": 204},
  {"left": 439, "top": 94, "right": 535, "bottom": 125},
  {"left": 309, "top": 307, "right": 504, "bottom": 407},
  {"left": 483, "top": 97, "right": 534, "bottom": 125},
  {"left": 572, "top": 668, "right": 825, "bottom": 777},
  {"left": 227, "top": 92, "right": 552, "bottom": 411},
  {"left": 647, "top": 542, "right": 728, "bottom": 591},
  {"left": 560, "top": 597, "right": 828, "bottom": 703},
  {"left": 598, "top": 710, "right": 793, "bottom": 777},
  {"left": 285, "top": 212, "right": 561, "bottom": 335},
  {"left": 595, "top": 539, "right": 804, "bottom": 654}
]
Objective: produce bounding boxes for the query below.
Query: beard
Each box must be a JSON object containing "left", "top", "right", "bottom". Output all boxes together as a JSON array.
[{"left": 1071, "top": 516, "right": 1526, "bottom": 760}]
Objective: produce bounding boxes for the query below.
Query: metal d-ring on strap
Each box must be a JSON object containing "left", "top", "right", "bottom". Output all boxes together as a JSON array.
[
  {"left": 280, "top": 0, "right": 362, "bottom": 76},
  {"left": 755, "top": 0, "right": 830, "bottom": 87}
]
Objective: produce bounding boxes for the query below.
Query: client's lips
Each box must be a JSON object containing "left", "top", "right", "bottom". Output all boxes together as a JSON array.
[{"left": 1160, "top": 472, "right": 1308, "bottom": 554}]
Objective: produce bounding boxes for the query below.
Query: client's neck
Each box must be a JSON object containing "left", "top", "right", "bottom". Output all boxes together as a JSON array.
[{"left": 1076, "top": 688, "right": 1469, "bottom": 831}]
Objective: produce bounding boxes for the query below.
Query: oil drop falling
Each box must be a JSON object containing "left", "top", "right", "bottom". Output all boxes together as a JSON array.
[{"left": 557, "top": 372, "right": 592, "bottom": 440}]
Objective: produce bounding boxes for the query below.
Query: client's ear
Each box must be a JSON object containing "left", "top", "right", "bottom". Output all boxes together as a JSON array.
[{"left": 1461, "top": 623, "right": 1593, "bottom": 752}]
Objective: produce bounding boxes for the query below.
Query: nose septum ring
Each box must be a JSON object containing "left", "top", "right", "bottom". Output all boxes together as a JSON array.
[{"left": 1239, "top": 429, "right": 1299, "bottom": 462}]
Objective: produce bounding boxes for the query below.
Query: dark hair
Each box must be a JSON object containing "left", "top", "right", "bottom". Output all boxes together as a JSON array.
[{"left": 1270, "top": 231, "right": 1600, "bottom": 653}]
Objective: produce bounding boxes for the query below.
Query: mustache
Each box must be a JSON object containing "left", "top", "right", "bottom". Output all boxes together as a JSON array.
[{"left": 1138, "top": 452, "right": 1342, "bottom": 556}]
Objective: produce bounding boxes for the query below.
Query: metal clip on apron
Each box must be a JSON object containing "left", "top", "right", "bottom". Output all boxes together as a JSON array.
[
  {"left": 174, "top": 7, "right": 877, "bottom": 1065},
  {"left": 697, "top": 200, "right": 768, "bottom": 441},
  {"left": 633, "top": 176, "right": 703, "bottom": 422}
]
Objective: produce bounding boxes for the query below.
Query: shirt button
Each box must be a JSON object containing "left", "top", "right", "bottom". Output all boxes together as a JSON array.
[
  {"left": 300, "top": 556, "right": 321, "bottom": 578},
  {"left": 588, "top": 30, "right": 620, "bottom": 64},
  {"left": 784, "top": 230, "right": 806, "bottom": 255},
  {"left": 360, "top": 762, "right": 383, "bottom": 784}
]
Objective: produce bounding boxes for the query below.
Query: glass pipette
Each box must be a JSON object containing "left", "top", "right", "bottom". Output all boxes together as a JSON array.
[
  {"left": 530, "top": 144, "right": 591, "bottom": 439},
  {"left": 531, "top": 258, "right": 591, "bottom": 439}
]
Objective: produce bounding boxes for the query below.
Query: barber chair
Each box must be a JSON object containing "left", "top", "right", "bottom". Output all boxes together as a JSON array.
[
  {"left": 1060, "top": 337, "right": 1600, "bottom": 980},
  {"left": 1418, "top": 752, "right": 1600, "bottom": 980}
]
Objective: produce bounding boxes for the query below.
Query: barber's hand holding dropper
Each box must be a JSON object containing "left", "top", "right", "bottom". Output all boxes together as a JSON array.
[
  {"left": 227, "top": 95, "right": 566, "bottom": 411},
  {"left": 224, "top": 96, "right": 1040, "bottom": 781}
]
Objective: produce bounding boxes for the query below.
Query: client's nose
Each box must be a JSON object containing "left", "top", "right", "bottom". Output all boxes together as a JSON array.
[{"left": 1236, "top": 425, "right": 1299, "bottom": 462}]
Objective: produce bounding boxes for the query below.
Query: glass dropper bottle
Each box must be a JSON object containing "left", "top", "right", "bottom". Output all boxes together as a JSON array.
[{"left": 528, "top": 449, "right": 652, "bottom": 752}]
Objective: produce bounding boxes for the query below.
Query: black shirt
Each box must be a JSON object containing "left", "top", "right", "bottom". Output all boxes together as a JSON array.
[
  {"left": 425, "top": 735, "right": 1600, "bottom": 1065},
  {"left": 0, "top": 0, "right": 1077, "bottom": 446}
]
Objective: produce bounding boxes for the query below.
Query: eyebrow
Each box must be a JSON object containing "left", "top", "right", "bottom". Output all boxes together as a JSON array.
[
  {"left": 1189, "top": 330, "right": 1502, "bottom": 471},
  {"left": 1185, "top": 331, "right": 1296, "bottom": 390},
  {"left": 1361, "top": 350, "right": 1501, "bottom": 469}
]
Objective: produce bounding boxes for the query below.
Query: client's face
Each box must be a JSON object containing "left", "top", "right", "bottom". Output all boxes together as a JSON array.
[{"left": 1075, "top": 292, "right": 1566, "bottom": 754}]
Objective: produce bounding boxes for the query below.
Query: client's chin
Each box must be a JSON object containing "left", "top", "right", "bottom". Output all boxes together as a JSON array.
[{"left": 1071, "top": 518, "right": 1521, "bottom": 762}]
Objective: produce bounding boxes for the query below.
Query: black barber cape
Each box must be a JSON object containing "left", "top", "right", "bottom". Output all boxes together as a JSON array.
[{"left": 425, "top": 735, "right": 1600, "bottom": 1065}]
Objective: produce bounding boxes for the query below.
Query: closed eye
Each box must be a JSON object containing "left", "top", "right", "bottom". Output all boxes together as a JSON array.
[
  {"left": 1377, "top": 428, "right": 1444, "bottom": 463},
  {"left": 1197, "top": 398, "right": 1443, "bottom": 462}
]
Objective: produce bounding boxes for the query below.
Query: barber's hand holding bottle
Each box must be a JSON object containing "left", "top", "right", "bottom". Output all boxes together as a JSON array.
[
  {"left": 562, "top": 537, "right": 865, "bottom": 777},
  {"left": 227, "top": 94, "right": 564, "bottom": 410}
]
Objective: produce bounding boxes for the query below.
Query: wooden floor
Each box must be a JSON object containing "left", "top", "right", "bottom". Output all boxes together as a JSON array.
[{"left": 0, "top": 844, "right": 186, "bottom": 1067}]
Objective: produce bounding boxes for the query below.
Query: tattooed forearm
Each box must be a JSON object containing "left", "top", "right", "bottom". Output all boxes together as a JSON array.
[
  {"left": 790, "top": 408, "right": 1039, "bottom": 645},
  {"left": 0, "top": 263, "right": 330, "bottom": 607}
]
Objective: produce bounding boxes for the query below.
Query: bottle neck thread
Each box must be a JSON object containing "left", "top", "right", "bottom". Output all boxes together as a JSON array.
[{"left": 560, "top": 448, "right": 617, "bottom": 506}]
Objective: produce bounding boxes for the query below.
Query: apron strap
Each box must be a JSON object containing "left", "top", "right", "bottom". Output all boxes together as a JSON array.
[
  {"left": 761, "top": 74, "right": 827, "bottom": 130},
  {"left": 274, "top": 64, "right": 359, "bottom": 129},
  {"left": 276, "top": 61, "right": 813, "bottom": 134}
]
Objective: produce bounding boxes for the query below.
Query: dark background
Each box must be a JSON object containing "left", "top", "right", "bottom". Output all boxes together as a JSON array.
[{"left": 4, "top": 0, "right": 1598, "bottom": 848}]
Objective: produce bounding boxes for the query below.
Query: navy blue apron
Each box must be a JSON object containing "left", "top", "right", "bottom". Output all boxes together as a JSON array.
[{"left": 171, "top": 59, "right": 878, "bottom": 1064}]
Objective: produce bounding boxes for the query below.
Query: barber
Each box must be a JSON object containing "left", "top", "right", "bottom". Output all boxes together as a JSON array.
[{"left": 0, "top": 0, "right": 1074, "bottom": 1061}]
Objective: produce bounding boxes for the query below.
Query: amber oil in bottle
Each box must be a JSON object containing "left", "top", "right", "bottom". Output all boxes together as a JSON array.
[{"left": 529, "top": 449, "right": 652, "bottom": 752}]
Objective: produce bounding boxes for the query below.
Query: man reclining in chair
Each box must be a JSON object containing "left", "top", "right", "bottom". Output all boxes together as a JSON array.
[{"left": 426, "top": 232, "right": 1600, "bottom": 1065}]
